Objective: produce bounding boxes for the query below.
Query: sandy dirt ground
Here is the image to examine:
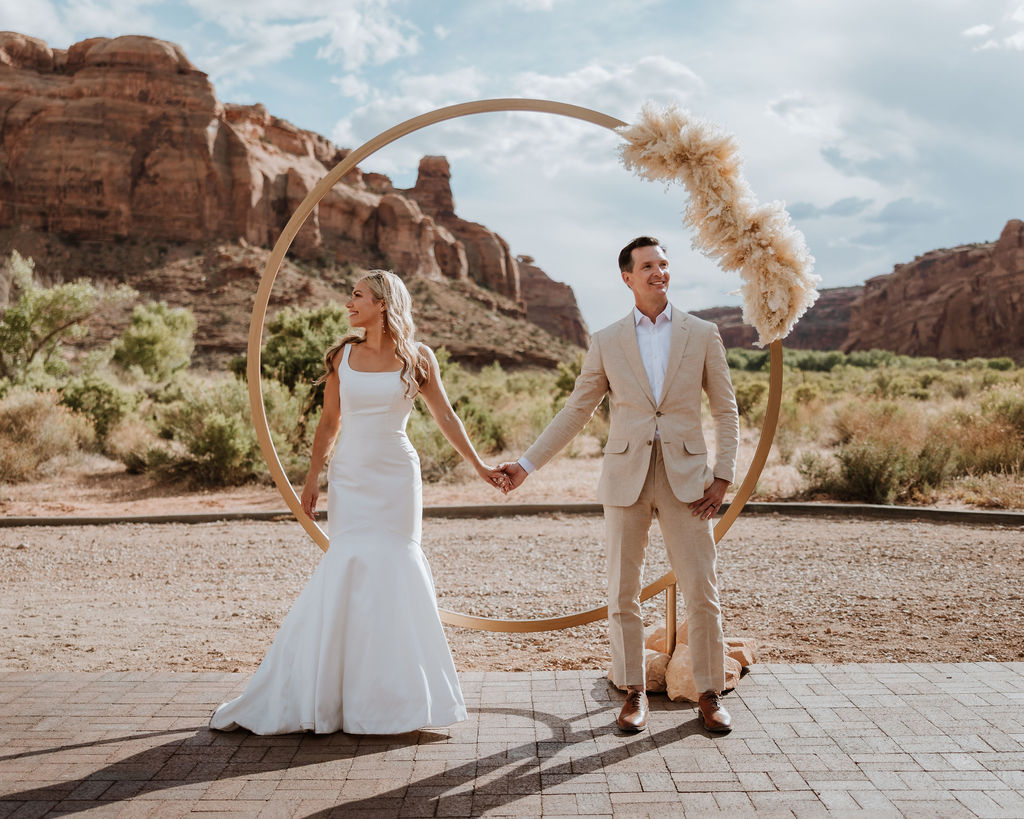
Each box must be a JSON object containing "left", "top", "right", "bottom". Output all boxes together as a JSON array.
[
  {"left": 0, "top": 428, "right": 807, "bottom": 518},
  {"left": 2, "top": 512, "right": 1021, "bottom": 674}
]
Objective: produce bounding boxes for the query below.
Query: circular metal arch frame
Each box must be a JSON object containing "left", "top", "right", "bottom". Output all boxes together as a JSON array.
[{"left": 246, "top": 98, "right": 783, "bottom": 633}]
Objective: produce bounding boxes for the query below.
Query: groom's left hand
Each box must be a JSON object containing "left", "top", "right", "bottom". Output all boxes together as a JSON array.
[{"left": 689, "top": 478, "right": 728, "bottom": 520}]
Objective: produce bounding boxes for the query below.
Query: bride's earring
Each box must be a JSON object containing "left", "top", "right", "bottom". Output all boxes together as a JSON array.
[{"left": 381, "top": 312, "right": 388, "bottom": 334}]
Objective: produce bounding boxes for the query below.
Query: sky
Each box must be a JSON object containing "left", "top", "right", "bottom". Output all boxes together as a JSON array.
[{"left": 3, "top": 0, "right": 1024, "bottom": 332}]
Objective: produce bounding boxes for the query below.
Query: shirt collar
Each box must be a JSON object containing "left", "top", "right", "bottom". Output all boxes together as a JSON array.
[{"left": 633, "top": 303, "right": 672, "bottom": 327}]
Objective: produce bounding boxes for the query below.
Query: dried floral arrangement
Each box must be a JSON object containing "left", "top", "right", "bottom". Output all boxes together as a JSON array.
[{"left": 619, "top": 104, "right": 820, "bottom": 345}]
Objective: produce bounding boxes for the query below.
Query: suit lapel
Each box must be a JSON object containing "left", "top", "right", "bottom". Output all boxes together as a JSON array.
[
  {"left": 618, "top": 312, "right": 657, "bottom": 408},
  {"left": 657, "top": 306, "right": 691, "bottom": 408}
]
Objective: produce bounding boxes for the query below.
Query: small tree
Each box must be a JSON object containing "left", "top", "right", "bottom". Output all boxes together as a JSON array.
[
  {"left": 111, "top": 301, "right": 196, "bottom": 381},
  {"left": 0, "top": 251, "right": 136, "bottom": 383},
  {"left": 230, "top": 304, "right": 351, "bottom": 441}
]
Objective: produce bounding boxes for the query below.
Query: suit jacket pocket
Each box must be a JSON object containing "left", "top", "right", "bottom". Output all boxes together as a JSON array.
[
  {"left": 683, "top": 438, "right": 707, "bottom": 455},
  {"left": 603, "top": 439, "right": 628, "bottom": 454}
]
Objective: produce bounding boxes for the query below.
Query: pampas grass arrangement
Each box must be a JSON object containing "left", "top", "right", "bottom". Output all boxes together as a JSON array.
[{"left": 618, "top": 104, "right": 820, "bottom": 346}]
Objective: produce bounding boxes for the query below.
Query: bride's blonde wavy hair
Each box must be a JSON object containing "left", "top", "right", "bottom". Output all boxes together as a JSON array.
[{"left": 317, "top": 270, "right": 427, "bottom": 398}]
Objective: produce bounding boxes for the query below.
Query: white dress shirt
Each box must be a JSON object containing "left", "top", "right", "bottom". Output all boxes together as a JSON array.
[
  {"left": 633, "top": 302, "right": 672, "bottom": 404},
  {"left": 519, "top": 302, "right": 672, "bottom": 474}
]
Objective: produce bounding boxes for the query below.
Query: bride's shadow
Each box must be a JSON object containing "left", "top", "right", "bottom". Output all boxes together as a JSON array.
[
  {"left": 0, "top": 724, "right": 448, "bottom": 814},
  {"left": 1, "top": 687, "right": 703, "bottom": 815}
]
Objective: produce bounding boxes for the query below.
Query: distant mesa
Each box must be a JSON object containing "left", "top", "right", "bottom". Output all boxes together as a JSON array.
[
  {"left": 0, "top": 32, "right": 589, "bottom": 364},
  {"left": 693, "top": 219, "right": 1024, "bottom": 363}
]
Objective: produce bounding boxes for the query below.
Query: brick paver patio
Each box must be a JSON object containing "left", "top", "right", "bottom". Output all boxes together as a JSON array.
[{"left": 2, "top": 664, "right": 1022, "bottom": 817}]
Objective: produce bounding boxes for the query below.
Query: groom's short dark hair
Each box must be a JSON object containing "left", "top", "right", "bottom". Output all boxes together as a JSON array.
[{"left": 618, "top": 236, "right": 664, "bottom": 272}]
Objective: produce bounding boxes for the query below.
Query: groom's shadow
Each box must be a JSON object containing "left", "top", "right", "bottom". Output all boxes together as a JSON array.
[{"left": 1, "top": 682, "right": 706, "bottom": 816}]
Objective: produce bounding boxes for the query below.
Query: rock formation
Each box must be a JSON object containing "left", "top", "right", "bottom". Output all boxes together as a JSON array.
[
  {"left": 609, "top": 619, "right": 757, "bottom": 702},
  {"left": 692, "top": 220, "right": 1023, "bottom": 362},
  {"left": 404, "top": 156, "right": 520, "bottom": 297},
  {"left": 517, "top": 255, "right": 590, "bottom": 349},
  {"left": 842, "top": 220, "right": 1024, "bottom": 361},
  {"left": 0, "top": 32, "right": 589, "bottom": 359},
  {"left": 694, "top": 286, "right": 860, "bottom": 351}
]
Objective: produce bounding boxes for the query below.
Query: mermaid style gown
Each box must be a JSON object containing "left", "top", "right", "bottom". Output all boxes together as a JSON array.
[{"left": 210, "top": 344, "right": 467, "bottom": 734}]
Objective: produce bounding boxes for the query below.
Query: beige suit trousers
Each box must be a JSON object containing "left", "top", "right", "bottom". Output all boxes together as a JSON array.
[{"left": 605, "top": 441, "right": 726, "bottom": 693}]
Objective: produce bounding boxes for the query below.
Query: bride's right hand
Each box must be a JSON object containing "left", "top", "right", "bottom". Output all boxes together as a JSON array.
[{"left": 300, "top": 481, "right": 318, "bottom": 519}]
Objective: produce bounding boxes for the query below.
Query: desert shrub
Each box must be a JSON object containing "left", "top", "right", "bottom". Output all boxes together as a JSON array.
[
  {"left": 111, "top": 301, "right": 196, "bottom": 381},
  {"left": 153, "top": 377, "right": 259, "bottom": 486},
  {"left": 59, "top": 374, "right": 140, "bottom": 443},
  {"left": 783, "top": 349, "right": 846, "bottom": 372},
  {"left": 942, "top": 376, "right": 973, "bottom": 400},
  {"left": 988, "top": 357, "right": 1015, "bottom": 371},
  {"left": 0, "top": 388, "right": 93, "bottom": 482},
  {"left": 233, "top": 304, "right": 351, "bottom": 392},
  {"left": 792, "top": 382, "right": 820, "bottom": 404},
  {"left": 734, "top": 379, "right": 767, "bottom": 418},
  {"left": 986, "top": 387, "right": 1024, "bottom": 435},
  {"left": 726, "top": 349, "right": 770, "bottom": 371},
  {"left": 0, "top": 251, "right": 136, "bottom": 383},
  {"left": 807, "top": 400, "right": 954, "bottom": 502},
  {"left": 797, "top": 451, "right": 840, "bottom": 495},
  {"left": 846, "top": 349, "right": 896, "bottom": 369},
  {"left": 105, "top": 416, "right": 163, "bottom": 474},
  {"left": 946, "top": 388, "right": 1024, "bottom": 475},
  {"left": 834, "top": 441, "right": 904, "bottom": 504}
]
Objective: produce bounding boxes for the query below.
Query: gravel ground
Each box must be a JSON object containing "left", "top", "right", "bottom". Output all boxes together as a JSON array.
[{"left": 1, "top": 514, "right": 1021, "bottom": 673}]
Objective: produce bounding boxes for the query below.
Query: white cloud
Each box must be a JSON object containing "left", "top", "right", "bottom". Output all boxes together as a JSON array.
[
  {"left": 180, "top": 0, "right": 418, "bottom": 88},
  {"left": 332, "top": 73, "right": 370, "bottom": 101},
  {"left": 962, "top": 23, "right": 994, "bottom": 36},
  {"left": 328, "top": 56, "right": 705, "bottom": 177},
  {"left": 0, "top": 0, "right": 159, "bottom": 47},
  {"left": 506, "top": 0, "right": 558, "bottom": 9},
  {"left": 1012, "top": 4, "right": 1024, "bottom": 23},
  {"left": 433, "top": 24, "right": 449, "bottom": 39},
  {"left": 767, "top": 93, "right": 843, "bottom": 141}
]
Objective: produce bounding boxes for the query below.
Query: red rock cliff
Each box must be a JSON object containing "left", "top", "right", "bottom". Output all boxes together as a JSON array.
[
  {"left": 842, "top": 220, "right": 1024, "bottom": 361},
  {"left": 0, "top": 32, "right": 589, "bottom": 350}
]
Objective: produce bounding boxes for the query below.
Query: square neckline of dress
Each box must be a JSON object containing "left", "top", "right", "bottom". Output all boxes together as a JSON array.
[{"left": 342, "top": 343, "right": 403, "bottom": 374}]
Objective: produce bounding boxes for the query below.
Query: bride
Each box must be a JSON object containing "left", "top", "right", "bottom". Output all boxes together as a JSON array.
[{"left": 210, "top": 270, "right": 508, "bottom": 735}]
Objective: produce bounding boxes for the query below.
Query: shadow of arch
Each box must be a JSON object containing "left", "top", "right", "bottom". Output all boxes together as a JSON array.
[{"left": 308, "top": 700, "right": 709, "bottom": 817}]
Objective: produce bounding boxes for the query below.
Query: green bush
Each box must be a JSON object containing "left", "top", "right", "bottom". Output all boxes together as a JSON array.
[
  {"left": 111, "top": 301, "right": 196, "bottom": 381},
  {"left": 59, "top": 374, "right": 140, "bottom": 443},
  {"left": 834, "top": 441, "right": 903, "bottom": 504},
  {"left": 733, "top": 380, "right": 767, "bottom": 418},
  {"left": 0, "top": 388, "right": 93, "bottom": 482},
  {"left": 153, "top": 377, "right": 259, "bottom": 486},
  {"left": 0, "top": 251, "right": 136, "bottom": 383},
  {"left": 988, "top": 357, "right": 1015, "bottom": 371},
  {"left": 234, "top": 304, "right": 351, "bottom": 392}
]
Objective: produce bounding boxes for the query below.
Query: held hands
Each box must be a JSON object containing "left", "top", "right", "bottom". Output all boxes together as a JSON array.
[
  {"left": 478, "top": 463, "right": 512, "bottom": 493},
  {"left": 498, "top": 461, "right": 528, "bottom": 492},
  {"left": 689, "top": 477, "right": 729, "bottom": 521}
]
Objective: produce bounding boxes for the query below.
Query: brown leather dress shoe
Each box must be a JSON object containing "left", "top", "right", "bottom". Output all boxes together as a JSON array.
[
  {"left": 698, "top": 691, "right": 732, "bottom": 732},
  {"left": 617, "top": 689, "right": 649, "bottom": 732}
]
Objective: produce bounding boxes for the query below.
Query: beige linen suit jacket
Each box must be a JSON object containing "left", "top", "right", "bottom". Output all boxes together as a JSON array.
[{"left": 523, "top": 306, "right": 739, "bottom": 507}]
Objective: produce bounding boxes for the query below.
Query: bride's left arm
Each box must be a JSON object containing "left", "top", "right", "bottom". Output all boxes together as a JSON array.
[{"left": 416, "top": 345, "right": 508, "bottom": 489}]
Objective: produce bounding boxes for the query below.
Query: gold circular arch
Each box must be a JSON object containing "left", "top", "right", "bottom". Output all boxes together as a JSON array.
[{"left": 246, "top": 98, "right": 783, "bottom": 633}]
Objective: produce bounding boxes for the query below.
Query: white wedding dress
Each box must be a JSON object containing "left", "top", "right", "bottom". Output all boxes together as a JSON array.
[{"left": 210, "top": 344, "right": 467, "bottom": 734}]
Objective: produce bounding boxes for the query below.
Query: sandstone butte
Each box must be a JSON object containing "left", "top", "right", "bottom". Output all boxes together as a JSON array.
[
  {"left": 0, "top": 32, "right": 589, "bottom": 364},
  {"left": 695, "top": 220, "right": 1024, "bottom": 364}
]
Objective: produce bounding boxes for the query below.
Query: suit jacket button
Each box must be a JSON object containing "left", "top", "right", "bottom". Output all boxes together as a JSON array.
[
  {"left": 655, "top": 411, "right": 663, "bottom": 417},
  {"left": 646, "top": 440, "right": 652, "bottom": 445}
]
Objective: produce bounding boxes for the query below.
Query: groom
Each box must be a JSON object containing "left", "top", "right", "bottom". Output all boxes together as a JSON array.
[{"left": 501, "top": 236, "right": 739, "bottom": 733}]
